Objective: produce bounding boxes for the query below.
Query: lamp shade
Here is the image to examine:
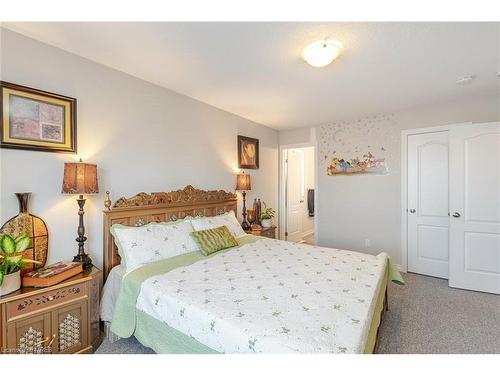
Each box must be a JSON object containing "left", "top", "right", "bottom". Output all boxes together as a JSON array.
[
  {"left": 236, "top": 173, "right": 251, "bottom": 191},
  {"left": 62, "top": 162, "right": 99, "bottom": 195}
]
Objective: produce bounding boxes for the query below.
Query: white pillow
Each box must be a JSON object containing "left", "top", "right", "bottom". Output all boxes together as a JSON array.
[
  {"left": 190, "top": 210, "right": 246, "bottom": 238},
  {"left": 110, "top": 218, "right": 200, "bottom": 274}
]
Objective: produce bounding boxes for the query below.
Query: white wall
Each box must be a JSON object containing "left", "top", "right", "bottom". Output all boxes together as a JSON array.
[
  {"left": 279, "top": 127, "right": 315, "bottom": 146},
  {"left": 0, "top": 29, "right": 279, "bottom": 267},
  {"left": 280, "top": 92, "right": 500, "bottom": 264}
]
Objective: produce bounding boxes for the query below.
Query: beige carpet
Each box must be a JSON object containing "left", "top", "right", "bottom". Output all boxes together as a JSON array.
[
  {"left": 96, "top": 272, "right": 500, "bottom": 354},
  {"left": 298, "top": 233, "right": 315, "bottom": 245},
  {"left": 376, "top": 272, "right": 500, "bottom": 354}
]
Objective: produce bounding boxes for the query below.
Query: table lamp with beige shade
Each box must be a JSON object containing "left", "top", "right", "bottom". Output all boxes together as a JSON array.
[
  {"left": 61, "top": 159, "right": 98, "bottom": 269},
  {"left": 235, "top": 172, "right": 251, "bottom": 230}
]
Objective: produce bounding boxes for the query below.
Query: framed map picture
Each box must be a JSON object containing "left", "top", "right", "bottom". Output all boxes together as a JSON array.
[
  {"left": 1, "top": 81, "right": 76, "bottom": 153},
  {"left": 238, "top": 135, "right": 259, "bottom": 169}
]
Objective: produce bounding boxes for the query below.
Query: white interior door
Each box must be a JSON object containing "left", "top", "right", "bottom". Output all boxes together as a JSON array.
[
  {"left": 407, "top": 131, "right": 450, "bottom": 278},
  {"left": 449, "top": 122, "right": 500, "bottom": 294},
  {"left": 286, "top": 149, "right": 305, "bottom": 242}
]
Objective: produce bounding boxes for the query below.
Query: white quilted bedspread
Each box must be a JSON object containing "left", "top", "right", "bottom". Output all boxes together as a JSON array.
[{"left": 136, "top": 238, "right": 388, "bottom": 353}]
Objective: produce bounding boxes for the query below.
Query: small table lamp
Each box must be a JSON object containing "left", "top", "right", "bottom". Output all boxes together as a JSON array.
[
  {"left": 61, "top": 160, "right": 99, "bottom": 269},
  {"left": 236, "top": 172, "right": 251, "bottom": 230}
]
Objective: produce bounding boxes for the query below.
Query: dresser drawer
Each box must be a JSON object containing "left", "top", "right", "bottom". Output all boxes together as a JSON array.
[{"left": 6, "top": 283, "right": 87, "bottom": 320}]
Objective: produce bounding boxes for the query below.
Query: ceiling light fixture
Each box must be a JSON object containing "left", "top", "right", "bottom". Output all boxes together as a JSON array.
[{"left": 302, "top": 40, "right": 342, "bottom": 68}]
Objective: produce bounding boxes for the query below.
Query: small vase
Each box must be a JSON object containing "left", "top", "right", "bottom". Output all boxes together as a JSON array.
[
  {"left": 261, "top": 219, "right": 272, "bottom": 228},
  {"left": 0, "top": 270, "right": 21, "bottom": 296},
  {"left": 256, "top": 199, "right": 262, "bottom": 224}
]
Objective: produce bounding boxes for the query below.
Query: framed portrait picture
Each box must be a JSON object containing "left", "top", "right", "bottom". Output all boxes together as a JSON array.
[
  {"left": 238, "top": 135, "right": 259, "bottom": 169},
  {"left": 0, "top": 81, "right": 77, "bottom": 153}
]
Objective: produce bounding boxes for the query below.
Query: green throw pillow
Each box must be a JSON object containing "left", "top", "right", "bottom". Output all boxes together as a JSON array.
[{"left": 191, "top": 225, "right": 239, "bottom": 256}]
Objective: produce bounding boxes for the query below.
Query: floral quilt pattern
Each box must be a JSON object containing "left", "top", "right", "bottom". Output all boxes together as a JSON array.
[{"left": 136, "top": 238, "right": 388, "bottom": 353}]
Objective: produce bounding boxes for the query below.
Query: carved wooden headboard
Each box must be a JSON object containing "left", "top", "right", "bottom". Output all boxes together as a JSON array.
[{"left": 102, "top": 185, "right": 237, "bottom": 281}]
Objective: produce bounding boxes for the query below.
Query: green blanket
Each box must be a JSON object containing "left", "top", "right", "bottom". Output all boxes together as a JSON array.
[{"left": 110, "top": 235, "right": 405, "bottom": 340}]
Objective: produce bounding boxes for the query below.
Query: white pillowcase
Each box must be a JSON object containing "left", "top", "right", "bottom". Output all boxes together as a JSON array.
[
  {"left": 110, "top": 218, "right": 200, "bottom": 274},
  {"left": 190, "top": 210, "right": 246, "bottom": 238}
]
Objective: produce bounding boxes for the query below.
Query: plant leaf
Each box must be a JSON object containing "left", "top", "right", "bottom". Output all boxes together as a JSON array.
[
  {"left": 0, "top": 272, "right": 4, "bottom": 286},
  {"left": 1, "top": 234, "right": 16, "bottom": 255},
  {"left": 7, "top": 255, "right": 22, "bottom": 264},
  {"left": 15, "top": 236, "right": 31, "bottom": 253},
  {"left": 7, "top": 255, "right": 22, "bottom": 273},
  {"left": 14, "top": 234, "right": 27, "bottom": 243},
  {"left": 22, "top": 259, "right": 42, "bottom": 264}
]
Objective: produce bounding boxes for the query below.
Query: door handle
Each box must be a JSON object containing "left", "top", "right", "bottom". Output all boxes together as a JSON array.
[
  {"left": 409, "top": 209, "right": 416, "bottom": 213},
  {"left": 452, "top": 212, "right": 461, "bottom": 218}
]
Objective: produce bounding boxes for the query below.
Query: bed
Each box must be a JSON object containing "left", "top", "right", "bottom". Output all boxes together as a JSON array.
[{"left": 101, "top": 185, "right": 403, "bottom": 354}]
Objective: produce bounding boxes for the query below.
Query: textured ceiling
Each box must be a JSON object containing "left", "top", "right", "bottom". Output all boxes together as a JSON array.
[{"left": 4, "top": 22, "right": 499, "bottom": 129}]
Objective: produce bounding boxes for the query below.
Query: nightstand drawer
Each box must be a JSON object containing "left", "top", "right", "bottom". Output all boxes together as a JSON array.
[
  {"left": 261, "top": 230, "right": 275, "bottom": 238},
  {"left": 6, "top": 283, "right": 87, "bottom": 320}
]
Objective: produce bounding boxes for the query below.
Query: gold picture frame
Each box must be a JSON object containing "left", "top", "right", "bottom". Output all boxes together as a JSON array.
[{"left": 0, "top": 81, "right": 77, "bottom": 153}]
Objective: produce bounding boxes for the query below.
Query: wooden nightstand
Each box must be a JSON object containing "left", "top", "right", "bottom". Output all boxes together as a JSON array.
[
  {"left": 244, "top": 225, "right": 277, "bottom": 239},
  {"left": 0, "top": 266, "right": 102, "bottom": 354}
]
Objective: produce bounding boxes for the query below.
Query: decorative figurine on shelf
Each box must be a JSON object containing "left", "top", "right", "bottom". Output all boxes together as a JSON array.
[
  {"left": 61, "top": 160, "right": 99, "bottom": 269},
  {"left": 235, "top": 172, "right": 251, "bottom": 230},
  {"left": 104, "top": 191, "right": 112, "bottom": 211}
]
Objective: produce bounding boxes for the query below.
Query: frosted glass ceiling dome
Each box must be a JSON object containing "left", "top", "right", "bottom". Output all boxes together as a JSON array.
[{"left": 302, "top": 40, "right": 342, "bottom": 68}]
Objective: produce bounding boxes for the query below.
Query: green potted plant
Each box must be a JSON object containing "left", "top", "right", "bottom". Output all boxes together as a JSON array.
[
  {"left": 0, "top": 233, "right": 40, "bottom": 296},
  {"left": 260, "top": 202, "right": 276, "bottom": 228}
]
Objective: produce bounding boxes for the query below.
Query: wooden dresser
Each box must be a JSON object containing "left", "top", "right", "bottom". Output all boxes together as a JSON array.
[{"left": 0, "top": 267, "right": 102, "bottom": 354}]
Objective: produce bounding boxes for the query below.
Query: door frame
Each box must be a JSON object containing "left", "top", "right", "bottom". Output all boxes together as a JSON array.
[
  {"left": 279, "top": 142, "right": 318, "bottom": 243},
  {"left": 400, "top": 123, "right": 471, "bottom": 273}
]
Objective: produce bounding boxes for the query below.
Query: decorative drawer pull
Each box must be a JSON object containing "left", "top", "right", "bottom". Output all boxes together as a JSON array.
[
  {"left": 47, "top": 296, "right": 54, "bottom": 301},
  {"left": 47, "top": 334, "right": 56, "bottom": 348},
  {"left": 36, "top": 335, "right": 51, "bottom": 346}
]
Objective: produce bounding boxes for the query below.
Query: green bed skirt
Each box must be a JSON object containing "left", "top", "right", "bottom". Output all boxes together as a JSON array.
[{"left": 134, "top": 309, "right": 217, "bottom": 354}]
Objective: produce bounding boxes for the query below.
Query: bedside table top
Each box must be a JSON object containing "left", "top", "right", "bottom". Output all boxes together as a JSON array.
[
  {"left": 0, "top": 266, "right": 101, "bottom": 303},
  {"left": 244, "top": 225, "right": 276, "bottom": 235}
]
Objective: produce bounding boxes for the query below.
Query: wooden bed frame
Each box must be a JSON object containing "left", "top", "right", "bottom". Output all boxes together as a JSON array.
[
  {"left": 102, "top": 185, "right": 237, "bottom": 281},
  {"left": 102, "top": 184, "right": 388, "bottom": 353}
]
